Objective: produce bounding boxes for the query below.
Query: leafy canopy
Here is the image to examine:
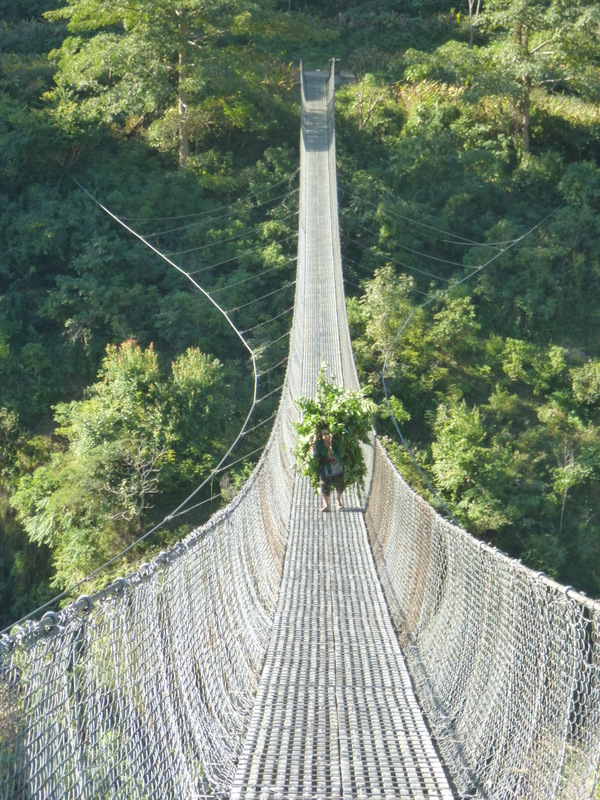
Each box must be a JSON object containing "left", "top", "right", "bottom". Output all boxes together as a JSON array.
[
  {"left": 11, "top": 340, "right": 231, "bottom": 588},
  {"left": 44, "top": 0, "right": 314, "bottom": 163}
]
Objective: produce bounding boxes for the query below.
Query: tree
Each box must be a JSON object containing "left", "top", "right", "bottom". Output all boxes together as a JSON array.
[
  {"left": 467, "top": 0, "right": 482, "bottom": 49},
  {"left": 0, "top": 409, "right": 21, "bottom": 494},
  {"left": 479, "top": 0, "right": 600, "bottom": 152},
  {"left": 402, "top": 0, "right": 600, "bottom": 154},
  {"left": 430, "top": 397, "right": 515, "bottom": 534},
  {"left": 44, "top": 0, "right": 304, "bottom": 165},
  {"left": 349, "top": 265, "right": 430, "bottom": 390},
  {"left": 11, "top": 340, "right": 232, "bottom": 587}
]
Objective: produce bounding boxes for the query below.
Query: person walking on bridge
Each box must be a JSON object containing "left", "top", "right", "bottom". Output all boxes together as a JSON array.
[
  {"left": 293, "top": 367, "right": 375, "bottom": 511},
  {"left": 312, "top": 429, "right": 344, "bottom": 512}
]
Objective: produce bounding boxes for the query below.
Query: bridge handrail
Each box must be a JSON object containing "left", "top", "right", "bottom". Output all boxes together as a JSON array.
[
  {"left": 0, "top": 355, "right": 297, "bottom": 800},
  {"left": 366, "top": 436, "right": 600, "bottom": 799},
  {"left": 1, "top": 59, "right": 600, "bottom": 800}
]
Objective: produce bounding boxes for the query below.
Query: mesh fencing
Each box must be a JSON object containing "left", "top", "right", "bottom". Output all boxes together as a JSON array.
[
  {"left": 0, "top": 62, "right": 312, "bottom": 800},
  {"left": 365, "top": 438, "right": 600, "bottom": 799},
  {"left": 0, "top": 400, "right": 297, "bottom": 799},
  {"left": 2, "top": 60, "right": 600, "bottom": 800}
]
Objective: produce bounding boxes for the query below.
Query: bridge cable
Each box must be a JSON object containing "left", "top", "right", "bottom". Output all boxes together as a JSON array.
[
  {"left": 167, "top": 210, "right": 299, "bottom": 256},
  {"left": 122, "top": 168, "right": 299, "bottom": 223},
  {"left": 341, "top": 233, "right": 450, "bottom": 283},
  {"left": 341, "top": 187, "right": 513, "bottom": 249},
  {"left": 209, "top": 260, "right": 296, "bottom": 295},
  {"left": 380, "top": 203, "right": 563, "bottom": 525},
  {"left": 141, "top": 189, "right": 299, "bottom": 238},
  {"left": 187, "top": 234, "right": 297, "bottom": 276},
  {"left": 0, "top": 177, "right": 276, "bottom": 635},
  {"left": 228, "top": 282, "right": 295, "bottom": 313},
  {"left": 347, "top": 219, "right": 471, "bottom": 268},
  {"left": 342, "top": 256, "right": 430, "bottom": 298}
]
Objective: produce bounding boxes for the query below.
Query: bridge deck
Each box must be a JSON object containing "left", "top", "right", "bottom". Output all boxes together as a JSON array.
[{"left": 230, "top": 70, "right": 455, "bottom": 800}]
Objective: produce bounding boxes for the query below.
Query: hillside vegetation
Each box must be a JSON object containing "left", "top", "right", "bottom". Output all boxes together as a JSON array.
[{"left": 1, "top": 0, "right": 599, "bottom": 627}]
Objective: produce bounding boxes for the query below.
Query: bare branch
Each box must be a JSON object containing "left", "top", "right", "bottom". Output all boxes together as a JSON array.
[{"left": 530, "top": 37, "right": 556, "bottom": 54}]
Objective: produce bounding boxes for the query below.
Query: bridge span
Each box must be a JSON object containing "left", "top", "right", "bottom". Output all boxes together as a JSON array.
[
  {"left": 1, "top": 62, "right": 600, "bottom": 800},
  {"left": 230, "top": 69, "right": 454, "bottom": 800}
]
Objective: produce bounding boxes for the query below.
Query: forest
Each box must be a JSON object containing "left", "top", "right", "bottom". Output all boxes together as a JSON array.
[{"left": 1, "top": 0, "right": 599, "bottom": 630}]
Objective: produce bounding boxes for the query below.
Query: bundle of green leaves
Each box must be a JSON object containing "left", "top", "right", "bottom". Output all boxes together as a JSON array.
[{"left": 293, "top": 367, "right": 376, "bottom": 493}]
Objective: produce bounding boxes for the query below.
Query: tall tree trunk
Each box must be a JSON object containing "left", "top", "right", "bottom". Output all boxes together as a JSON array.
[
  {"left": 178, "top": 23, "right": 189, "bottom": 168},
  {"left": 520, "top": 84, "right": 531, "bottom": 154},
  {"left": 513, "top": 22, "right": 531, "bottom": 155},
  {"left": 468, "top": 0, "right": 480, "bottom": 49}
]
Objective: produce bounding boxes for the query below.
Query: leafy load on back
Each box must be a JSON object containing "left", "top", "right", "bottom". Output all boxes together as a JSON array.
[{"left": 293, "top": 366, "right": 376, "bottom": 493}]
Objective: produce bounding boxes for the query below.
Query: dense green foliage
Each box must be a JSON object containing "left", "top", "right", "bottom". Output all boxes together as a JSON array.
[
  {"left": 293, "top": 367, "right": 376, "bottom": 493},
  {"left": 0, "top": 0, "right": 315, "bottom": 625},
  {"left": 329, "top": 2, "right": 600, "bottom": 595},
  {"left": 11, "top": 340, "right": 233, "bottom": 587},
  {"left": 1, "top": 0, "right": 599, "bottom": 625}
]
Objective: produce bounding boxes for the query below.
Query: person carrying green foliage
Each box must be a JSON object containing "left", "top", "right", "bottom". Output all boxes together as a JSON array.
[
  {"left": 293, "top": 367, "right": 376, "bottom": 512},
  {"left": 312, "top": 429, "right": 345, "bottom": 512}
]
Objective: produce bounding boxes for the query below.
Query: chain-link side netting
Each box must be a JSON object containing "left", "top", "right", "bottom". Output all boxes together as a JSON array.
[
  {"left": 0, "top": 395, "right": 298, "bottom": 800},
  {"left": 0, "top": 63, "right": 321, "bottom": 800},
  {"left": 3, "top": 59, "right": 600, "bottom": 800},
  {"left": 365, "top": 438, "right": 600, "bottom": 800}
]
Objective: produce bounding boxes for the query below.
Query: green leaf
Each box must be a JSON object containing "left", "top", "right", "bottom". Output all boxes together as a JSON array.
[{"left": 293, "top": 366, "right": 375, "bottom": 493}]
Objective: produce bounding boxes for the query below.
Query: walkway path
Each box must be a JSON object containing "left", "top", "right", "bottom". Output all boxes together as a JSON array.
[{"left": 230, "top": 69, "right": 455, "bottom": 800}]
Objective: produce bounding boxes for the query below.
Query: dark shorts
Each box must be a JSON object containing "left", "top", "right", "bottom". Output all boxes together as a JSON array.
[{"left": 320, "top": 470, "right": 344, "bottom": 496}]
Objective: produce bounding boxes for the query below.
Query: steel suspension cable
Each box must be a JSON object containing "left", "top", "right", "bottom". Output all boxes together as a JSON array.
[
  {"left": 0, "top": 176, "right": 268, "bottom": 635},
  {"left": 380, "top": 202, "right": 564, "bottom": 524}
]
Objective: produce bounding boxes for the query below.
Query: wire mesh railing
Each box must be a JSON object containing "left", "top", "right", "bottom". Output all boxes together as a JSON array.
[
  {"left": 1, "top": 59, "right": 600, "bottom": 800},
  {"left": 0, "top": 406, "right": 294, "bottom": 798},
  {"left": 365, "top": 438, "right": 600, "bottom": 799}
]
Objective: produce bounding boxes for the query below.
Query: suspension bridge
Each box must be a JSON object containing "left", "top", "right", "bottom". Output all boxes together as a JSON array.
[{"left": 2, "top": 63, "right": 600, "bottom": 800}]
